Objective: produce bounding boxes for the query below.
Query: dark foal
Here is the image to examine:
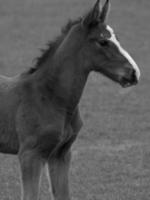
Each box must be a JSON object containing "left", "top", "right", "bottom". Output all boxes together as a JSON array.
[{"left": 0, "top": 0, "right": 140, "bottom": 200}]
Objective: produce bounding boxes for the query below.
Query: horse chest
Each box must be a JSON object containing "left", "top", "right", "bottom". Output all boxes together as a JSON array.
[{"left": 36, "top": 124, "right": 75, "bottom": 158}]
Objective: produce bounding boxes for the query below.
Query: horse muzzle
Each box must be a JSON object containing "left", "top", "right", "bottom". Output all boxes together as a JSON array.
[{"left": 120, "top": 68, "right": 139, "bottom": 88}]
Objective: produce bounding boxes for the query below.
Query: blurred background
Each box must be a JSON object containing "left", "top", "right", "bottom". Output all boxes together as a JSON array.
[{"left": 0, "top": 0, "right": 149, "bottom": 199}]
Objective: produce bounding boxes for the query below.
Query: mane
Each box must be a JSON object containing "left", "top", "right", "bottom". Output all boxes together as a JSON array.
[{"left": 28, "top": 17, "right": 82, "bottom": 74}]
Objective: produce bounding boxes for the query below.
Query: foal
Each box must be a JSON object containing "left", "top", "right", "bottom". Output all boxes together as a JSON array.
[{"left": 0, "top": 0, "right": 140, "bottom": 199}]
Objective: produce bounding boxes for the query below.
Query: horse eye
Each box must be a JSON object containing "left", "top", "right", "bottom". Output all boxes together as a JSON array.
[
  {"left": 99, "top": 40, "right": 109, "bottom": 47},
  {"left": 90, "top": 38, "right": 109, "bottom": 47}
]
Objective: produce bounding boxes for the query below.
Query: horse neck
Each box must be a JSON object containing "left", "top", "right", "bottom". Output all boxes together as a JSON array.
[{"left": 35, "top": 52, "right": 89, "bottom": 114}]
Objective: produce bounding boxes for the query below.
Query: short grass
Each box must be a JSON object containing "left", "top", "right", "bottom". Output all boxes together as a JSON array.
[{"left": 0, "top": 0, "right": 149, "bottom": 199}]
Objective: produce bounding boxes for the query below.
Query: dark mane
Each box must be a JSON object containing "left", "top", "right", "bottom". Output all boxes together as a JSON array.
[{"left": 28, "top": 18, "right": 82, "bottom": 74}]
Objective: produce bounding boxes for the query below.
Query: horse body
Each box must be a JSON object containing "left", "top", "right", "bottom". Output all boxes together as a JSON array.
[
  {"left": 0, "top": 71, "right": 83, "bottom": 157},
  {"left": 0, "top": 1, "right": 141, "bottom": 200}
]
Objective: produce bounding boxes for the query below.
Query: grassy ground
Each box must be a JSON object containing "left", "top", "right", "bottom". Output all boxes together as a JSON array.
[{"left": 0, "top": 0, "right": 149, "bottom": 199}]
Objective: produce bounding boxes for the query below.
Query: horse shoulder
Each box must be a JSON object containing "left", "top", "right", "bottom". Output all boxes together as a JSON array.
[{"left": 16, "top": 92, "right": 65, "bottom": 157}]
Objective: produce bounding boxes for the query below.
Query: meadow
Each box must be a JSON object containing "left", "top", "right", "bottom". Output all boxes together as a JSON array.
[{"left": 0, "top": 0, "right": 149, "bottom": 199}]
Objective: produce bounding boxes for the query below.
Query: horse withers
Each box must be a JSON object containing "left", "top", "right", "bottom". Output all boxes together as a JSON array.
[{"left": 0, "top": 0, "right": 140, "bottom": 199}]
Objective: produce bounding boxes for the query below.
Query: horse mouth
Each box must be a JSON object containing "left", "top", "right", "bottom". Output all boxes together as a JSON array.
[
  {"left": 120, "top": 77, "right": 138, "bottom": 88},
  {"left": 121, "top": 82, "right": 132, "bottom": 88}
]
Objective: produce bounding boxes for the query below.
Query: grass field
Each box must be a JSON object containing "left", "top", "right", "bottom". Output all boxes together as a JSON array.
[{"left": 0, "top": 0, "right": 149, "bottom": 199}]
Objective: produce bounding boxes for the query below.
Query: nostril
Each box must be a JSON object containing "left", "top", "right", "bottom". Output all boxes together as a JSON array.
[{"left": 132, "top": 69, "right": 138, "bottom": 84}]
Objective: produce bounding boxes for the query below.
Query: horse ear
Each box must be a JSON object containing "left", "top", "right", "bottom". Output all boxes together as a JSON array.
[
  {"left": 100, "top": 0, "right": 110, "bottom": 22},
  {"left": 82, "top": 0, "right": 101, "bottom": 28}
]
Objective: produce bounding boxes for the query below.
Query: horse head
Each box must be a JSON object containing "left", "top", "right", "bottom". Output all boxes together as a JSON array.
[{"left": 57, "top": 0, "right": 140, "bottom": 88}]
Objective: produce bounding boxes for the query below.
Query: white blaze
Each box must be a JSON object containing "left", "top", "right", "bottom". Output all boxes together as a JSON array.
[{"left": 106, "top": 25, "right": 140, "bottom": 80}]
